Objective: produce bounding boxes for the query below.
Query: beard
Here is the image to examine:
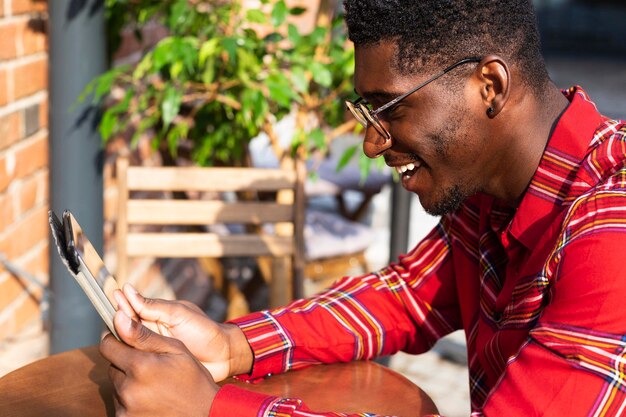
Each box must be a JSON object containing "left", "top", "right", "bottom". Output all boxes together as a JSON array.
[{"left": 422, "top": 183, "right": 470, "bottom": 216}]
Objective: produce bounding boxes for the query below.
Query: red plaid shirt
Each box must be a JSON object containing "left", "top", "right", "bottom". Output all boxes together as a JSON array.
[{"left": 210, "top": 87, "right": 626, "bottom": 417}]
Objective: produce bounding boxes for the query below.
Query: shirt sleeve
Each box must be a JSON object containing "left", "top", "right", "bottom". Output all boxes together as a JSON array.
[
  {"left": 479, "top": 193, "right": 626, "bottom": 416},
  {"left": 229, "top": 216, "right": 462, "bottom": 381},
  {"left": 209, "top": 384, "right": 442, "bottom": 417}
]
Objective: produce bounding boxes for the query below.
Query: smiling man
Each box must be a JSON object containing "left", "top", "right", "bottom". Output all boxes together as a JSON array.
[{"left": 100, "top": 1, "right": 626, "bottom": 416}]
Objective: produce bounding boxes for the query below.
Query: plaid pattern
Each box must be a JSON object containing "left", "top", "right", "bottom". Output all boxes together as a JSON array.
[{"left": 216, "top": 87, "right": 626, "bottom": 417}]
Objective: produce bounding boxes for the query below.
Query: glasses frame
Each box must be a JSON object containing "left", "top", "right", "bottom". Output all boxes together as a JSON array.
[{"left": 346, "top": 57, "right": 482, "bottom": 140}]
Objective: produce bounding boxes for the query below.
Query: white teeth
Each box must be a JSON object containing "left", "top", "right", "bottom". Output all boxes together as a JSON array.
[{"left": 395, "top": 162, "right": 420, "bottom": 175}]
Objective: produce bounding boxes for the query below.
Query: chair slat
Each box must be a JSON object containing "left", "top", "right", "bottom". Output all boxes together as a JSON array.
[
  {"left": 127, "top": 200, "right": 294, "bottom": 225},
  {"left": 126, "top": 166, "right": 296, "bottom": 192},
  {"left": 126, "top": 233, "right": 295, "bottom": 257}
]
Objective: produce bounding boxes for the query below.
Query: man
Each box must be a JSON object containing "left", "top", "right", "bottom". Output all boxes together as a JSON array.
[{"left": 100, "top": 0, "right": 626, "bottom": 416}]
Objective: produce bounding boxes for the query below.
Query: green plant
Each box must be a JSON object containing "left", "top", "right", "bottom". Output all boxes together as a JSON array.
[{"left": 82, "top": 0, "right": 365, "bottom": 169}]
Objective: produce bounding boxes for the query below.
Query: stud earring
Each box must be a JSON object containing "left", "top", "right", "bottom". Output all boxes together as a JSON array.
[{"left": 487, "top": 107, "right": 495, "bottom": 116}]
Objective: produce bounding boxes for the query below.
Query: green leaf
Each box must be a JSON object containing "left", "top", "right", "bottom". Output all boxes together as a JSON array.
[
  {"left": 287, "top": 23, "right": 301, "bottom": 44},
  {"left": 202, "top": 58, "right": 216, "bottom": 85},
  {"left": 98, "top": 89, "right": 132, "bottom": 141},
  {"left": 267, "top": 72, "right": 298, "bottom": 107},
  {"left": 336, "top": 144, "right": 359, "bottom": 172},
  {"left": 131, "top": 114, "right": 158, "bottom": 147},
  {"left": 290, "top": 66, "right": 308, "bottom": 93},
  {"left": 289, "top": 7, "right": 307, "bottom": 16},
  {"left": 161, "top": 86, "right": 182, "bottom": 128},
  {"left": 222, "top": 37, "right": 238, "bottom": 63},
  {"left": 133, "top": 53, "right": 153, "bottom": 80},
  {"left": 99, "top": 109, "right": 118, "bottom": 142},
  {"left": 170, "top": 61, "right": 184, "bottom": 79},
  {"left": 246, "top": 9, "right": 267, "bottom": 24},
  {"left": 168, "top": 0, "right": 187, "bottom": 29},
  {"left": 309, "top": 26, "right": 327, "bottom": 45},
  {"left": 271, "top": 0, "right": 288, "bottom": 26},
  {"left": 310, "top": 61, "right": 333, "bottom": 87},
  {"left": 153, "top": 38, "right": 175, "bottom": 71},
  {"left": 308, "top": 128, "right": 326, "bottom": 150},
  {"left": 92, "top": 68, "right": 125, "bottom": 103},
  {"left": 166, "top": 122, "right": 190, "bottom": 156},
  {"left": 199, "top": 39, "right": 219, "bottom": 67}
]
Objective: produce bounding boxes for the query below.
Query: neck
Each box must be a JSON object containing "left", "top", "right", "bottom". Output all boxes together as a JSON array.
[{"left": 488, "top": 84, "right": 569, "bottom": 205}]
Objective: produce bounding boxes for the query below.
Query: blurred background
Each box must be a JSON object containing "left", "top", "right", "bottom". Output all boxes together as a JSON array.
[{"left": 0, "top": 1, "right": 624, "bottom": 416}]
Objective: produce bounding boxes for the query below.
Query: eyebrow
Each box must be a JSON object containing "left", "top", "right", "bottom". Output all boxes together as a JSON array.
[{"left": 356, "top": 89, "right": 402, "bottom": 106}]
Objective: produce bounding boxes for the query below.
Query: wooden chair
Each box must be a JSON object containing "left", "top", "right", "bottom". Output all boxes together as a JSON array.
[{"left": 115, "top": 155, "right": 306, "bottom": 317}]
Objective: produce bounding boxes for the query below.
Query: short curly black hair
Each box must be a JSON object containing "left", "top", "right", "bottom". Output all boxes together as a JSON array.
[{"left": 343, "top": 0, "right": 550, "bottom": 94}]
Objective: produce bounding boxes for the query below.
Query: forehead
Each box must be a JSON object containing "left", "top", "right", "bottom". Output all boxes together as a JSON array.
[{"left": 354, "top": 41, "right": 418, "bottom": 99}]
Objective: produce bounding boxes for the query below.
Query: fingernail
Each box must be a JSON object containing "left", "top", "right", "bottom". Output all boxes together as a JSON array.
[
  {"left": 117, "top": 310, "right": 132, "bottom": 332},
  {"left": 113, "top": 290, "right": 124, "bottom": 309},
  {"left": 124, "top": 283, "right": 138, "bottom": 295}
]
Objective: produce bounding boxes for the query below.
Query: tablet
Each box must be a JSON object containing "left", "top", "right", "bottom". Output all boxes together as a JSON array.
[{"left": 49, "top": 209, "right": 120, "bottom": 340}]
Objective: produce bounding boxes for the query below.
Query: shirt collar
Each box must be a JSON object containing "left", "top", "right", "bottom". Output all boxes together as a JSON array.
[{"left": 508, "top": 86, "right": 604, "bottom": 249}]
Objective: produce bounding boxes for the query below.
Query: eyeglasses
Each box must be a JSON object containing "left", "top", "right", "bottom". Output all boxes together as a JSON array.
[{"left": 346, "top": 57, "right": 482, "bottom": 140}]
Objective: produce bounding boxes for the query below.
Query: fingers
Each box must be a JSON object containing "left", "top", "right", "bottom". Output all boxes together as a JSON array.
[
  {"left": 117, "top": 310, "right": 183, "bottom": 354},
  {"left": 100, "top": 332, "right": 132, "bottom": 371},
  {"left": 123, "top": 283, "right": 179, "bottom": 324},
  {"left": 101, "top": 311, "right": 187, "bottom": 372},
  {"left": 113, "top": 289, "right": 139, "bottom": 320}
]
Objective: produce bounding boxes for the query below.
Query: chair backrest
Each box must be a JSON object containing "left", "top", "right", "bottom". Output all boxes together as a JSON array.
[{"left": 115, "top": 155, "right": 305, "bottom": 307}]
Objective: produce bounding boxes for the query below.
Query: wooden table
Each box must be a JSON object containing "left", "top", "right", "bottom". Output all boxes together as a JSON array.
[{"left": 0, "top": 346, "right": 438, "bottom": 416}]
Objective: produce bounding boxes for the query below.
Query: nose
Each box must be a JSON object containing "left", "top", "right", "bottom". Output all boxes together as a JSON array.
[{"left": 362, "top": 125, "right": 392, "bottom": 158}]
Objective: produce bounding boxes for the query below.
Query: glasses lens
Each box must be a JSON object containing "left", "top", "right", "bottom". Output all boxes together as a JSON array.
[
  {"left": 359, "top": 105, "right": 390, "bottom": 139},
  {"left": 346, "top": 101, "right": 391, "bottom": 139},
  {"left": 346, "top": 101, "right": 368, "bottom": 127}
]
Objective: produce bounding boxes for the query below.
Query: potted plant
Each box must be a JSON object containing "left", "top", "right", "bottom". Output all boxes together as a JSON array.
[{"left": 83, "top": 0, "right": 363, "bottom": 170}]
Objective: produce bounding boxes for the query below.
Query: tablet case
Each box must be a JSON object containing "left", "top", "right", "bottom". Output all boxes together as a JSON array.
[{"left": 49, "top": 210, "right": 120, "bottom": 340}]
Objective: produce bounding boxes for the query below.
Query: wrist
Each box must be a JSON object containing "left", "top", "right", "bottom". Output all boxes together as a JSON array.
[{"left": 223, "top": 323, "right": 254, "bottom": 376}]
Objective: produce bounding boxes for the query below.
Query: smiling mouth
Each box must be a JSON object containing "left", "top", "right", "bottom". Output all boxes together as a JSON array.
[{"left": 395, "top": 161, "right": 422, "bottom": 178}]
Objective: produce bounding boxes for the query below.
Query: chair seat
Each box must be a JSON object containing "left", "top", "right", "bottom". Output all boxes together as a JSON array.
[{"left": 304, "top": 209, "right": 375, "bottom": 261}]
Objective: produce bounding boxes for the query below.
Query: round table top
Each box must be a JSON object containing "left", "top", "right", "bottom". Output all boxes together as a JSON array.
[{"left": 0, "top": 345, "right": 438, "bottom": 416}]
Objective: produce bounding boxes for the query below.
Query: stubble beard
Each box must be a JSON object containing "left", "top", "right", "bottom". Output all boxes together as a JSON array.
[{"left": 422, "top": 184, "right": 469, "bottom": 216}]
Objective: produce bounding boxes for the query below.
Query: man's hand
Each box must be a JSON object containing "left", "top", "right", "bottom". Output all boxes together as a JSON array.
[
  {"left": 100, "top": 311, "right": 217, "bottom": 417},
  {"left": 113, "top": 284, "right": 253, "bottom": 381}
]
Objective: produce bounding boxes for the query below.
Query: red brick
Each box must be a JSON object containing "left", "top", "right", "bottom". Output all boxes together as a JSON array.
[
  {"left": 0, "top": 192, "right": 15, "bottom": 233},
  {"left": 11, "top": 0, "right": 47, "bottom": 15},
  {"left": 18, "top": 173, "right": 38, "bottom": 215},
  {"left": 13, "top": 57, "right": 47, "bottom": 100},
  {"left": 38, "top": 96, "right": 47, "bottom": 128},
  {"left": 0, "top": 292, "right": 40, "bottom": 340},
  {"left": 38, "top": 168, "right": 48, "bottom": 201},
  {"left": 0, "top": 21, "right": 19, "bottom": 60},
  {"left": 0, "top": 241, "right": 49, "bottom": 288},
  {"left": 0, "top": 153, "right": 16, "bottom": 193},
  {"left": 0, "top": 111, "right": 23, "bottom": 151},
  {"left": 0, "top": 271, "right": 44, "bottom": 311},
  {"left": 14, "top": 132, "right": 47, "bottom": 179},
  {"left": 19, "top": 18, "right": 46, "bottom": 56},
  {"left": 0, "top": 205, "right": 48, "bottom": 259},
  {"left": 15, "top": 168, "right": 48, "bottom": 213},
  {"left": 0, "top": 68, "right": 8, "bottom": 106},
  {"left": 23, "top": 240, "right": 48, "bottom": 282}
]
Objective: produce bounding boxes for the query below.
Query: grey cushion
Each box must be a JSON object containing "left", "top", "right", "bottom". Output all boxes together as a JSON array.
[{"left": 304, "top": 209, "right": 375, "bottom": 261}]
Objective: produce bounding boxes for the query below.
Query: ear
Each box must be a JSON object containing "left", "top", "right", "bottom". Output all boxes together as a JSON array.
[{"left": 477, "top": 55, "right": 510, "bottom": 118}]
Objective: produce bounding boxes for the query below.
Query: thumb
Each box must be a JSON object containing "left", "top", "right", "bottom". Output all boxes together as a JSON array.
[
  {"left": 123, "top": 283, "right": 177, "bottom": 324},
  {"left": 114, "top": 310, "right": 181, "bottom": 354}
]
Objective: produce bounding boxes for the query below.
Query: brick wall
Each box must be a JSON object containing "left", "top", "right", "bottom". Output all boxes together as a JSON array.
[{"left": 0, "top": 0, "right": 49, "bottom": 342}]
